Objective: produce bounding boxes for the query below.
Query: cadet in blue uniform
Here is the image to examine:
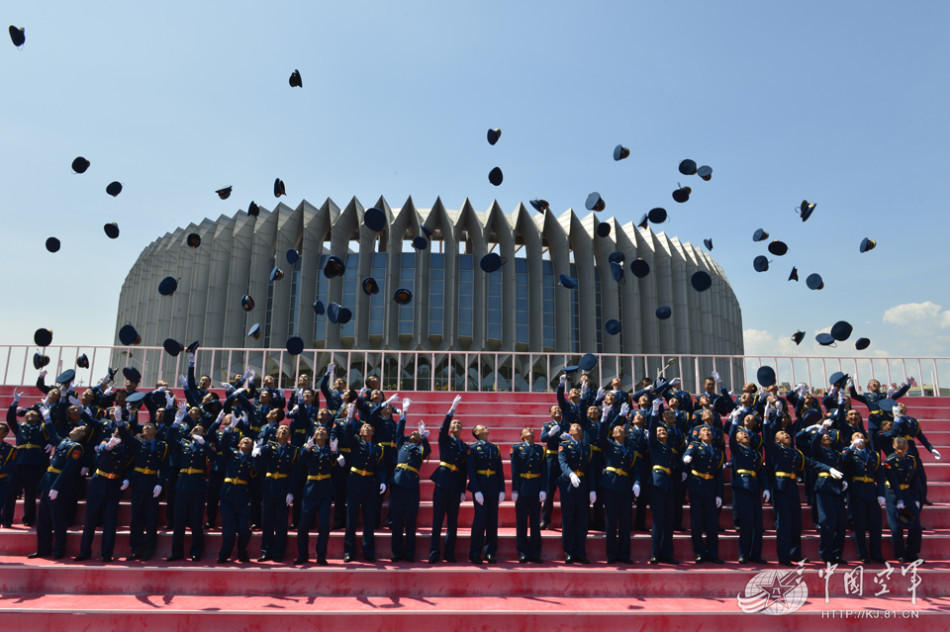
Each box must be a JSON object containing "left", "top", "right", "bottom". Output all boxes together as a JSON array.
[
  {"left": 319, "top": 362, "right": 347, "bottom": 417},
  {"left": 390, "top": 400, "right": 431, "bottom": 562},
  {"left": 339, "top": 404, "right": 386, "bottom": 562},
  {"left": 893, "top": 402, "right": 940, "bottom": 505},
  {"left": 510, "top": 426, "right": 546, "bottom": 563},
  {"left": 840, "top": 431, "right": 885, "bottom": 563},
  {"left": 467, "top": 424, "right": 506, "bottom": 564},
  {"left": 849, "top": 377, "right": 911, "bottom": 451},
  {"left": 296, "top": 425, "right": 338, "bottom": 565},
  {"left": 558, "top": 422, "right": 594, "bottom": 563},
  {"left": 883, "top": 437, "right": 924, "bottom": 563},
  {"left": 428, "top": 395, "right": 466, "bottom": 563},
  {"left": 645, "top": 413, "right": 678, "bottom": 564},
  {"left": 124, "top": 421, "right": 169, "bottom": 561},
  {"left": 74, "top": 426, "right": 128, "bottom": 562},
  {"left": 254, "top": 425, "right": 301, "bottom": 562},
  {"left": 6, "top": 391, "right": 52, "bottom": 526},
  {"left": 30, "top": 423, "right": 88, "bottom": 559},
  {"left": 581, "top": 404, "right": 605, "bottom": 531},
  {"left": 216, "top": 417, "right": 257, "bottom": 563},
  {"left": 540, "top": 404, "right": 566, "bottom": 529},
  {"left": 168, "top": 424, "right": 215, "bottom": 561},
  {"left": 364, "top": 393, "right": 399, "bottom": 529},
  {"left": 598, "top": 421, "right": 634, "bottom": 564},
  {"left": 807, "top": 429, "right": 847, "bottom": 563},
  {"left": 731, "top": 428, "right": 767, "bottom": 563},
  {"left": 0, "top": 423, "right": 14, "bottom": 528},
  {"left": 683, "top": 426, "right": 724, "bottom": 563},
  {"left": 768, "top": 430, "right": 805, "bottom": 566}
]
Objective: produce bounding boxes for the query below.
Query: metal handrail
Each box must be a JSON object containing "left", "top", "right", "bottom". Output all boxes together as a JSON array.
[{"left": 2, "top": 344, "right": 945, "bottom": 396}]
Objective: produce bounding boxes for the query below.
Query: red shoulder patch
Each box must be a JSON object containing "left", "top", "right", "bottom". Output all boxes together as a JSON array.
[{"left": 71, "top": 449, "right": 81, "bottom": 460}]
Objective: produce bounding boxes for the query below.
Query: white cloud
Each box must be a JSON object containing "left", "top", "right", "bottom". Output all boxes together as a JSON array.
[
  {"left": 742, "top": 328, "right": 891, "bottom": 358},
  {"left": 882, "top": 301, "right": 950, "bottom": 329}
]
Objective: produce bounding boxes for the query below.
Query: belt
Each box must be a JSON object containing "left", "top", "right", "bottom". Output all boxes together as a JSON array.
[
  {"left": 653, "top": 464, "right": 671, "bottom": 475},
  {"left": 134, "top": 467, "right": 158, "bottom": 476},
  {"left": 545, "top": 449, "right": 558, "bottom": 456},
  {"left": 439, "top": 461, "right": 459, "bottom": 472},
  {"left": 0, "top": 473, "right": 6, "bottom": 479},
  {"left": 691, "top": 469, "right": 714, "bottom": 480},
  {"left": 223, "top": 477, "right": 248, "bottom": 485},
  {"left": 519, "top": 472, "right": 541, "bottom": 479},
  {"left": 350, "top": 467, "right": 374, "bottom": 477},
  {"left": 736, "top": 469, "right": 757, "bottom": 478},
  {"left": 633, "top": 451, "right": 644, "bottom": 459},
  {"left": 94, "top": 469, "right": 120, "bottom": 480},
  {"left": 818, "top": 472, "right": 831, "bottom": 478},
  {"left": 396, "top": 463, "right": 419, "bottom": 474},
  {"left": 379, "top": 441, "right": 396, "bottom": 448},
  {"left": 19, "top": 443, "right": 43, "bottom": 450},
  {"left": 47, "top": 466, "right": 62, "bottom": 474},
  {"left": 903, "top": 435, "right": 914, "bottom": 441},
  {"left": 885, "top": 481, "right": 910, "bottom": 490},
  {"left": 590, "top": 445, "right": 602, "bottom": 452},
  {"left": 266, "top": 472, "right": 289, "bottom": 479},
  {"left": 476, "top": 469, "right": 497, "bottom": 476},
  {"left": 851, "top": 475, "right": 875, "bottom": 483},
  {"left": 180, "top": 467, "right": 205, "bottom": 475},
  {"left": 572, "top": 469, "right": 585, "bottom": 477},
  {"left": 605, "top": 466, "right": 628, "bottom": 476},
  {"left": 307, "top": 473, "right": 332, "bottom": 481},
  {"left": 774, "top": 471, "right": 797, "bottom": 480},
  {"left": 339, "top": 447, "right": 351, "bottom": 453},
  {"left": 294, "top": 428, "right": 306, "bottom": 433}
]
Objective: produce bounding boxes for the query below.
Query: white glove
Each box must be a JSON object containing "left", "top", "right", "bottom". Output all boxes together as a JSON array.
[
  {"left": 878, "top": 496, "right": 886, "bottom": 508},
  {"left": 619, "top": 403, "right": 630, "bottom": 417},
  {"left": 897, "top": 500, "right": 905, "bottom": 510},
  {"left": 105, "top": 436, "right": 121, "bottom": 451},
  {"left": 916, "top": 501, "right": 921, "bottom": 509},
  {"left": 829, "top": 468, "right": 843, "bottom": 480},
  {"left": 40, "top": 407, "right": 51, "bottom": 423},
  {"left": 596, "top": 387, "right": 606, "bottom": 400},
  {"left": 165, "top": 391, "right": 175, "bottom": 406},
  {"left": 723, "top": 461, "right": 730, "bottom": 471},
  {"left": 384, "top": 393, "right": 399, "bottom": 407},
  {"left": 121, "top": 479, "right": 130, "bottom": 491},
  {"left": 512, "top": 491, "right": 519, "bottom": 503},
  {"left": 892, "top": 406, "right": 901, "bottom": 418},
  {"left": 712, "top": 371, "right": 721, "bottom": 385},
  {"left": 671, "top": 377, "right": 682, "bottom": 387},
  {"left": 633, "top": 483, "right": 641, "bottom": 498},
  {"left": 762, "top": 490, "right": 771, "bottom": 503},
  {"left": 644, "top": 429, "right": 649, "bottom": 440},
  {"left": 327, "top": 363, "right": 335, "bottom": 377},
  {"left": 242, "top": 368, "right": 253, "bottom": 381},
  {"left": 39, "top": 370, "right": 48, "bottom": 379},
  {"left": 498, "top": 491, "right": 505, "bottom": 503},
  {"left": 329, "top": 438, "right": 339, "bottom": 452},
  {"left": 715, "top": 496, "right": 722, "bottom": 508},
  {"left": 539, "top": 491, "right": 547, "bottom": 503},
  {"left": 379, "top": 483, "right": 387, "bottom": 495},
  {"left": 569, "top": 473, "right": 580, "bottom": 488},
  {"left": 842, "top": 481, "right": 848, "bottom": 492},
  {"left": 155, "top": 385, "right": 166, "bottom": 393},
  {"left": 80, "top": 467, "right": 89, "bottom": 477},
  {"left": 651, "top": 399, "right": 662, "bottom": 413},
  {"left": 48, "top": 489, "right": 58, "bottom": 500},
  {"left": 251, "top": 446, "right": 262, "bottom": 458},
  {"left": 474, "top": 491, "right": 484, "bottom": 505},
  {"left": 559, "top": 373, "right": 567, "bottom": 386},
  {"left": 153, "top": 484, "right": 162, "bottom": 498},
  {"left": 402, "top": 398, "right": 411, "bottom": 413},
  {"left": 589, "top": 491, "right": 597, "bottom": 505},
  {"left": 193, "top": 434, "right": 205, "bottom": 444},
  {"left": 682, "top": 455, "right": 692, "bottom": 464},
  {"left": 821, "top": 419, "right": 833, "bottom": 429},
  {"left": 290, "top": 405, "right": 300, "bottom": 415},
  {"left": 681, "top": 472, "right": 687, "bottom": 481},
  {"left": 68, "top": 395, "right": 81, "bottom": 406},
  {"left": 449, "top": 394, "right": 462, "bottom": 413},
  {"left": 178, "top": 376, "right": 188, "bottom": 389},
  {"left": 11, "top": 389, "right": 21, "bottom": 404},
  {"left": 45, "top": 444, "right": 54, "bottom": 455},
  {"left": 286, "top": 493, "right": 294, "bottom": 506},
  {"left": 337, "top": 455, "right": 345, "bottom": 466},
  {"left": 305, "top": 437, "right": 315, "bottom": 450},
  {"left": 560, "top": 432, "right": 571, "bottom": 441},
  {"left": 933, "top": 450, "right": 942, "bottom": 461},
  {"left": 850, "top": 438, "right": 864, "bottom": 449},
  {"left": 460, "top": 492, "right": 466, "bottom": 503},
  {"left": 907, "top": 377, "right": 915, "bottom": 386},
  {"left": 418, "top": 422, "right": 429, "bottom": 439},
  {"left": 187, "top": 353, "right": 195, "bottom": 367}
]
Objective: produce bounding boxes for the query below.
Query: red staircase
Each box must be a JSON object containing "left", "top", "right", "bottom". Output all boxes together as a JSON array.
[{"left": 1, "top": 388, "right": 949, "bottom": 629}]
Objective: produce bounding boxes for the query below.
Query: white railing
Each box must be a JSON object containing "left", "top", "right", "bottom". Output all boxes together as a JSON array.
[{"left": 1, "top": 345, "right": 947, "bottom": 397}]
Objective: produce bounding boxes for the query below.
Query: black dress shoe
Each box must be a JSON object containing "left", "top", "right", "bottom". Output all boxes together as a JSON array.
[
  {"left": 73, "top": 554, "right": 90, "bottom": 562},
  {"left": 166, "top": 555, "right": 183, "bottom": 562},
  {"left": 445, "top": 554, "right": 456, "bottom": 563},
  {"left": 519, "top": 554, "right": 528, "bottom": 564},
  {"left": 578, "top": 557, "right": 591, "bottom": 564},
  {"left": 565, "top": 555, "right": 575, "bottom": 564},
  {"left": 618, "top": 558, "right": 633, "bottom": 565},
  {"left": 364, "top": 555, "right": 375, "bottom": 563},
  {"left": 529, "top": 556, "right": 542, "bottom": 563},
  {"left": 293, "top": 557, "right": 308, "bottom": 565},
  {"left": 391, "top": 555, "right": 402, "bottom": 563},
  {"left": 485, "top": 555, "right": 496, "bottom": 564},
  {"left": 428, "top": 553, "right": 440, "bottom": 564},
  {"left": 709, "top": 558, "right": 725, "bottom": 564},
  {"left": 780, "top": 560, "right": 794, "bottom": 567},
  {"left": 27, "top": 552, "right": 44, "bottom": 559},
  {"left": 737, "top": 557, "right": 746, "bottom": 565},
  {"left": 238, "top": 555, "right": 250, "bottom": 563},
  {"left": 316, "top": 558, "right": 328, "bottom": 566},
  {"left": 469, "top": 556, "right": 483, "bottom": 565},
  {"left": 216, "top": 557, "right": 229, "bottom": 564},
  {"left": 343, "top": 553, "right": 353, "bottom": 563},
  {"left": 662, "top": 558, "right": 679, "bottom": 565},
  {"left": 750, "top": 558, "right": 767, "bottom": 564},
  {"left": 102, "top": 556, "right": 113, "bottom": 563},
  {"left": 871, "top": 557, "right": 886, "bottom": 564},
  {"left": 923, "top": 500, "right": 933, "bottom": 506},
  {"left": 257, "top": 554, "right": 271, "bottom": 562},
  {"left": 539, "top": 521, "right": 548, "bottom": 530},
  {"left": 649, "top": 556, "right": 659, "bottom": 565},
  {"left": 190, "top": 554, "right": 202, "bottom": 562},
  {"left": 694, "top": 556, "right": 704, "bottom": 564}
]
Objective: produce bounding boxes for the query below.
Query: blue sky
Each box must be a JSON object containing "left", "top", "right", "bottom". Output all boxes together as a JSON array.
[{"left": 2, "top": 0, "right": 948, "bottom": 360}]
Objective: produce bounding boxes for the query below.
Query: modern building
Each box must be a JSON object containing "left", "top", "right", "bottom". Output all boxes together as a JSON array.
[{"left": 114, "top": 197, "right": 743, "bottom": 390}]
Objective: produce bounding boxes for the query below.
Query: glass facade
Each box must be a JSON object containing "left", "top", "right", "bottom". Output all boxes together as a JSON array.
[{"left": 458, "top": 255, "right": 473, "bottom": 340}]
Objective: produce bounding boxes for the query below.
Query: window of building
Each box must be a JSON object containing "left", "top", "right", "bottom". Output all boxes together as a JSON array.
[{"left": 458, "top": 254, "right": 473, "bottom": 339}]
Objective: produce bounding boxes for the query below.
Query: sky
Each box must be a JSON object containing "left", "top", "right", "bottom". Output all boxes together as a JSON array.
[{"left": 2, "top": 1, "right": 949, "bottom": 365}]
